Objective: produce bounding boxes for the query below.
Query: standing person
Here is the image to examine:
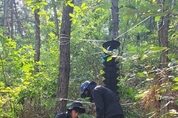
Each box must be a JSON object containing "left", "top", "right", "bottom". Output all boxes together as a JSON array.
[
  {"left": 55, "top": 101, "right": 86, "bottom": 118},
  {"left": 80, "top": 81, "right": 124, "bottom": 118}
]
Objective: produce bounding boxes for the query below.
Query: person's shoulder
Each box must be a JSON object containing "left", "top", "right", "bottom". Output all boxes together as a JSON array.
[
  {"left": 55, "top": 112, "right": 67, "bottom": 118},
  {"left": 95, "top": 85, "right": 112, "bottom": 92},
  {"left": 94, "top": 85, "right": 105, "bottom": 91},
  {"left": 95, "top": 85, "right": 105, "bottom": 89}
]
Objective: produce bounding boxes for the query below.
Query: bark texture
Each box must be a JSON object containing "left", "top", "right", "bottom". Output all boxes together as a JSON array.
[
  {"left": 34, "top": 8, "right": 41, "bottom": 73},
  {"left": 157, "top": 0, "right": 169, "bottom": 116},
  {"left": 111, "top": 0, "right": 119, "bottom": 40},
  {"left": 55, "top": 0, "right": 73, "bottom": 114}
]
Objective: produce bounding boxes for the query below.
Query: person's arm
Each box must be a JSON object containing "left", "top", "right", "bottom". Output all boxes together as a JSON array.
[
  {"left": 55, "top": 113, "right": 61, "bottom": 118},
  {"left": 55, "top": 112, "right": 66, "bottom": 118},
  {"left": 92, "top": 90, "right": 105, "bottom": 118},
  {"left": 96, "top": 107, "right": 105, "bottom": 118}
]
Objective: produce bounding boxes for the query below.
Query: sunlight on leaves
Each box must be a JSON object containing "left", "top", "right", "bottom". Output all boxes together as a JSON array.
[
  {"left": 155, "top": 16, "right": 161, "bottom": 22},
  {"left": 137, "top": 72, "right": 147, "bottom": 78},
  {"left": 0, "top": 98, "right": 6, "bottom": 107},
  {"left": 141, "top": 54, "right": 148, "bottom": 60},
  {"left": 23, "top": 81, "right": 30, "bottom": 85},
  {"left": 81, "top": 3, "right": 88, "bottom": 10},
  {"left": 67, "top": 1, "right": 74, "bottom": 7},
  {"left": 101, "top": 47, "right": 108, "bottom": 53},
  {"left": 48, "top": 32, "right": 55, "bottom": 38},
  {"left": 173, "top": 77, "right": 178, "bottom": 82},
  {"left": 172, "top": 85, "right": 178, "bottom": 91},
  {"left": 74, "top": 6, "right": 80, "bottom": 12},
  {"left": 47, "top": 21, "right": 55, "bottom": 27},
  {"left": 0, "top": 82, "right": 5, "bottom": 87},
  {"left": 106, "top": 56, "right": 112, "bottom": 62},
  {"left": 100, "top": 69, "right": 104, "bottom": 75},
  {"left": 172, "top": 77, "right": 178, "bottom": 90},
  {"left": 135, "top": 92, "right": 147, "bottom": 100},
  {"left": 0, "top": 87, "right": 12, "bottom": 93},
  {"left": 69, "top": 13, "right": 74, "bottom": 18},
  {"left": 150, "top": 46, "right": 167, "bottom": 51},
  {"left": 6, "top": 38, "right": 16, "bottom": 49}
]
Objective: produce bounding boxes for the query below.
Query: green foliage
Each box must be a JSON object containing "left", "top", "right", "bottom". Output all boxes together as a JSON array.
[
  {"left": 0, "top": 6, "right": 59, "bottom": 115},
  {"left": 71, "top": 0, "right": 111, "bottom": 40},
  {"left": 1, "top": 0, "right": 178, "bottom": 117},
  {"left": 173, "top": 77, "right": 178, "bottom": 91},
  {"left": 70, "top": 39, "right": 102, "bottom": 82},
  {"left": 0, "top": 34, "right": 34, "bottom": 117},
  {"left": 25, "top": 0, "right": 48, "bottom": 12}
]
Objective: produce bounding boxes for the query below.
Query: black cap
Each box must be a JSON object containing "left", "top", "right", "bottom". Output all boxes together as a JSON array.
[{"left": 67, "top": 102, "right": 85, "bottom": 113}]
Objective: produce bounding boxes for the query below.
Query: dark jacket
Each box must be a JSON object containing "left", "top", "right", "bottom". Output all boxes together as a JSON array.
[
  {"left": 90, "top": 85, "right": 123, "bottom": 118},
  {"left": 55, "top": 112, "right": 72, "bottom": 118}
]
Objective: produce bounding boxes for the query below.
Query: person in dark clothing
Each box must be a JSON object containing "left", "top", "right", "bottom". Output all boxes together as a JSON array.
[
  {"left": 80, "top": 81, "right": 124, "bottom": 118},
  {"left": 55, "top": 101, "right": 85, "bottom": 118}
]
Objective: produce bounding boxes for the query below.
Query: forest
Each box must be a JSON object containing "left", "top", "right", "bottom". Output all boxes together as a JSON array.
[{"left": 0, "top": 0, "right": 178, "bottom": 118}]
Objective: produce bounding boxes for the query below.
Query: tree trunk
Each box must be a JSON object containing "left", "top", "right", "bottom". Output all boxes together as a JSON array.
[
  {"left": 55, "top": 0, "right": 73, "bottom": 115},
  {"left": 52, "top": 0, "right": 59, "bottom": 39},
  {"left": 33, "top": 4, "right": 41, "bottom": 112},
  {"left": 111, "top": 0, "right": 119, "bottom": 40},
  {"left": 14, "top": 0, "right": 24, "bottom": 38},
  {"left": 3, "top": 0, "right": 8, "bottom": 27},
  {"left": 34, "top": 8, "right": 40, "bottom": 73},
  {"left": 111, "top": 0, "right": 120, "bottom": 96},
  {"left": 10, "top": 0, "right": 14, "bottom": 38},
  {"left": 157, "top": 0, "right": 169, "bottom": 116},
  {"left": 158, "top": 15, "right": 169, "bottom": 69}
]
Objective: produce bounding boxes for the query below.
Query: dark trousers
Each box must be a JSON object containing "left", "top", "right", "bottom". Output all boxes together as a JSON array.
[{"left": 109, "top": 114, "right": 124, "bottom": 118}]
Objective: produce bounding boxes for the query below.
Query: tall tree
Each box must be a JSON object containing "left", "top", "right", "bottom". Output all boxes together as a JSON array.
[
  {"left": 2, "top": 0, "right": 24, "bottom": 38},
  {"left": 157, "top": 0, "right": 169, "bottom": 116},
  {"left": 10, "top": 0, "right": 14, "bottom": 38},
  {"left": 52, "top": 0, "right": 59, "bottom": 39},
  {"left": 14, "top": 0, "right": 24, "bottom": 38},
  {"left": 34, "top": 8, "right": 41, "bottom": 73},
  {"left": 157, "top": 1, "right": 169, "bottom": 69},
  {"left": 2, "top": 0, "right": 14, "bottom": 37},
  {"left": 3, "top": 0, "right": 8, "bottom": 28},
  {"left": 111, "top": 0, "right": 119, "bottom": 40},
  {"left": 55, "top": 0, "right": 74, "bottom": 114}
]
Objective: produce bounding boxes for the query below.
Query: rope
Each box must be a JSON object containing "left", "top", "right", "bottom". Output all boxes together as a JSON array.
[
  {"left": 57, "top": 16, "right": 151, "bottom": 45},
  {"left": 114, "top": 16, "right": 151, "bottom": 40},
  {"left": 56, "top": 97, "right": 134, "bottom": 106}
]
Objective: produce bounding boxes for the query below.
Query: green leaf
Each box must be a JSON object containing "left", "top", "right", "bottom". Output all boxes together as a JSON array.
[
  {"left": 135, "top": 92, "right": 146, "bottom": 99},
  {"left": 0, "top": 82, "right": 5, "bottom": 87},
  {"left": 47, "top": 21, "right": 55, "bottom": 27},
  {"left": 155, "top": 16, "right": 161, "bottom": 22},
  {"left": 106, "top": 56, "right": 112, "bottom": 62},
  {"left": 81, "top": 3, "right": 88, "bottom": 10},
  {"left": 26, "top": 1, "right": 32, "bottom": 5},
  {"left": 174, "top": 77, "right": 178, "bottom": 82},
  {"left": 82, "top": 6, "right": 88, "bottom": 10},
  {"left": 150, "top": 46, "right": 167, "bottom": 51},
  {"left": 81, "top": 3, "right": 86, "bottom": 8},
  {"left": 71, "top": 18, "right": 77, "bottom": 24},
  {"left": 69, "top": 13, "right": 74, "bottom": 18},
  {"left": 74, "top": 6, "right": 80, "bottom": 11},
  {"left": 101, "top": 47, "right": 108, "bottom": 53},
  {"left": 41, "top": 1, "right": 48, "bottom": 5},
  {"left": 137, "top": 72, "right": 146, "bottom": 78},
  {"left": 172, "top": 85, "right": 178, "bottom": 91},
  {"left": 67, "top": 1, "right": 74, "bottom": 7}
]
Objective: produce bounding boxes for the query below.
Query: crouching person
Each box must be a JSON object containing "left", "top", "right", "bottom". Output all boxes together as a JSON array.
[{"left": 55, "top": 101, "right": 86, "bottom": 118}]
